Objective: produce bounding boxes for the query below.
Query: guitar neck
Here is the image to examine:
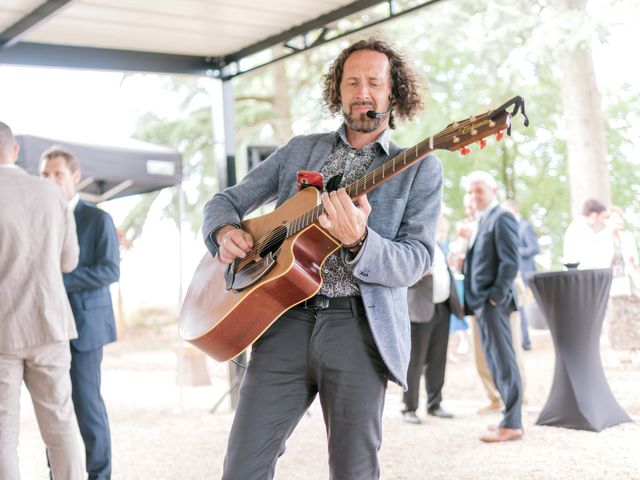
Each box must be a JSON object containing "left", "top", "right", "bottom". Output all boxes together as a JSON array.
[
  {"left": 345, "top": 137, "right": 436, "bottom": 198},
  {"left": 286, "top": 108, "right": 514, "bottom": 238},
  {"left": 285, "top": 138, "right": 435, "bottom": 238}
]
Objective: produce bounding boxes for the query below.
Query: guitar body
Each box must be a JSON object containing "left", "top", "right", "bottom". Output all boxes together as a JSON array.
[{"left": 179, "top": 187, "right": 340, "bottom": 361}]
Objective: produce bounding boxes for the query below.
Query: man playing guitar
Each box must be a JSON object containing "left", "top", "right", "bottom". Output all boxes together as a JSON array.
[{"left": 203, "top": 37, "right": 443, "bottom": 479}]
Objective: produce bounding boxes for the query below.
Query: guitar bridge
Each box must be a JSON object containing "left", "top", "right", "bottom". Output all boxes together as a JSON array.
[{"left": 224, "top": 251, "right": 278, "bottom": 292}]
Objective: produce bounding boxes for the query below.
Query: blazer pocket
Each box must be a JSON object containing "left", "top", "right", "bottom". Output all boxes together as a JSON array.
[{"left": 82, "top": 296, "right": 110, "bottom": 310}]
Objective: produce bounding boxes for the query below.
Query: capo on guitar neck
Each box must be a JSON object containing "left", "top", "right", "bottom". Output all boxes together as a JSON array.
[{"left": 490, "top": 96, "right": 530, "bottom": 135}]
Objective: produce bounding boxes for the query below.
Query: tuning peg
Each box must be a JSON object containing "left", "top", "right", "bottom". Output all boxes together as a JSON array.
[
  {"left": 496, "top": 131, "right": 504, "bottom": 141},
  {"left": 460, "top": 146, "right": 471, "bottom": 156},
  {"left": 478, "top": 139, "right": 487, "bottom": 149}
]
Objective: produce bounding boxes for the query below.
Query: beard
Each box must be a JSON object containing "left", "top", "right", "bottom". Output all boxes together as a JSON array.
[{"left": 342, "top": 101, "right": 385, "bottom": 133}]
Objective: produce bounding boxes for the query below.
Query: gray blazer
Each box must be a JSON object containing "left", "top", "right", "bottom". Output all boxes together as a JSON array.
[
  {"left": 0, "top": 167, "right": 79, "bottom": 352},
  {"left": 407, "top": 269, "right": 464, "bottom": 324},
  {"left": 202, "top": 131, "right": 443, "bottom": 388}
]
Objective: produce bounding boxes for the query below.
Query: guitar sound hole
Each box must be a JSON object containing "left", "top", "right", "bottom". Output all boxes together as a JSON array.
[{"left": 258, "top": 226, "right": 287, "bottom": 258}]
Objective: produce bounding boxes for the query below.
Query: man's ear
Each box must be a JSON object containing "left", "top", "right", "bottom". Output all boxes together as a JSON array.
[
  {"left": 12, "top": 143, "right": 19, "bottom": 163},
  {"left": 72, "top": 169, "right": 81, "bottom": 185}
]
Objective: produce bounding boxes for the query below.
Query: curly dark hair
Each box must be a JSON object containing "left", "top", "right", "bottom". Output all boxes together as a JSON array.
[{"left": 322, "top": 37, "right": 424, "bottom": 129}]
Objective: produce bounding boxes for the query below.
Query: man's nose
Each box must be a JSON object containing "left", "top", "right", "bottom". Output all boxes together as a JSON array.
[{"left": 354, "top": 83, "right": 370, "bottom": 100}]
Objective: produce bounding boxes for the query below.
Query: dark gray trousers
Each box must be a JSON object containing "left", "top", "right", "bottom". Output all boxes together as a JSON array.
[
  {"left": 222, "top": 298, "right": 388, "bottom": 480},
  {"left": 403, "top": 303, "right": 450, "bottom": 412},
  {"left": 474, "top": 302, "right": 522, "bottom": 429}
]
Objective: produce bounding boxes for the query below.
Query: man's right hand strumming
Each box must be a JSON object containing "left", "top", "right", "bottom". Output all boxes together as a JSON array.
[{"left": 216, "top": 225, "right": 254, "bottom": 264}]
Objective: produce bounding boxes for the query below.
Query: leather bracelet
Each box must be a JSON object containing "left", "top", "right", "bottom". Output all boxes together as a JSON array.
[{"left": 343, "top": 228, "right": 368, "bottom": 251}]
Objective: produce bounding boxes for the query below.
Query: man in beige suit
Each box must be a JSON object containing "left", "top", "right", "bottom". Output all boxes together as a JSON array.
[{"left": 0, "top": 121, "right": 84, "bottom": 479}]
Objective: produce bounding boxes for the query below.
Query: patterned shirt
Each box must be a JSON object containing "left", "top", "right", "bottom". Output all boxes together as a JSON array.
[{"left": 318, "top": 124, "right": 391, "bottom": 297}]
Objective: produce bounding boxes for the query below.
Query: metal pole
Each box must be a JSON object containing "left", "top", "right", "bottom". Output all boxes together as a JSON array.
[
  {"left": 176, "top": 181, "right": 185, "bottom": 413},
  {"left": 208, "top": 76, "right": 245, "bottom": 411},
  {"left": 222, "top": 79, "right": 237, "bottom": 188}
]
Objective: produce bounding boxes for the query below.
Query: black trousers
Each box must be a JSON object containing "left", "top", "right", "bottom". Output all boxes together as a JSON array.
[
  {"left": 222, "top": 298, "right": 388, "bottom": 480},
  {"left": 474, "top": 302, "right": 522, "bottom": 429},
  {"left": 403, "top": 303, "right": 450, "bottom": 412}
]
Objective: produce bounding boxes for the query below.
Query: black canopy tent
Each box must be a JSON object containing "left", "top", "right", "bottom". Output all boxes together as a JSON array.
[{"left": 15, "top": 134, "right": 182, "bottom": 202}]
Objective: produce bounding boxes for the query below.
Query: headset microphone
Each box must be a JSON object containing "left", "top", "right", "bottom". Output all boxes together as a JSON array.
[{"left": 366, "top": 106, "right": 392, "bottom": 119}]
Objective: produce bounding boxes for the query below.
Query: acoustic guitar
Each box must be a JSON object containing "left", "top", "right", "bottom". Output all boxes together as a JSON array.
[{"left": 179, "top": 96, "right": 529, "bottom": 361}]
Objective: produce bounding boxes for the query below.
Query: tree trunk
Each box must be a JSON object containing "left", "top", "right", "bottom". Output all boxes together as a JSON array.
[
  {"left": 271, "top": 59, "right": 293, "bottom": 145},
  {"left": 500, "top": 145, "right": 516, "bottom": 200},
  {"left": 558, "top": 0, "right": 611, "bottom": 215}
]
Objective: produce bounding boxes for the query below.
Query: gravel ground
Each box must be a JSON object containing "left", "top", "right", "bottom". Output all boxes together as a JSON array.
[{"left": 16, "top": 328, "right": 640, "bottom": 479}]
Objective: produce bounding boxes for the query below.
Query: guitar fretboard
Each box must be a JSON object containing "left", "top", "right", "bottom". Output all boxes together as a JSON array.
[{"left": 286, "top": 135, "right": 436, "bottom": 237}]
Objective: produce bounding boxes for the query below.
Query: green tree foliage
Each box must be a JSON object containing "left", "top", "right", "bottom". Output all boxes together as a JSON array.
[
  {"left": 125, "top": 0, "right": 639, "bottom": 267},
  {"left": 120, "top": 76, "right": 216, "bottom": 247}
]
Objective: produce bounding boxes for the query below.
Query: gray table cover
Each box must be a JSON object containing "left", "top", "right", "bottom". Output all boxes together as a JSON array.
[{"left": 529, "top": 268, "right": 632, "bottom": 431}]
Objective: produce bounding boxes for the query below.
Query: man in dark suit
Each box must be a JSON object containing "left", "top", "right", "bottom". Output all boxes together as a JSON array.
[
  {"left": 463, "top": 171, "right": 523, "bottom": 443},
  {"left": 41, "top": 146, "right": 120, "bottom": 480},
  {"left": 402, "top": 242, "right": 464, "bottom": 424}
]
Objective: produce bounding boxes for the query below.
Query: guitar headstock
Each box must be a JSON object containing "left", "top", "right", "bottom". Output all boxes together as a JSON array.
[{"left": 433, "top": 96, "right": 529, "bottom": 154}]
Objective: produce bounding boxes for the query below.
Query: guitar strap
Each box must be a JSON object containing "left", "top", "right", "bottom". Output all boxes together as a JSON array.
[{"left": 491, "top": 96, "right": 530, "bottom": 135}]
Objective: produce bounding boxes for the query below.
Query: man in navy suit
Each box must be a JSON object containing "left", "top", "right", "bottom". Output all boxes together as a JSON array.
[
  {"left": 463, "top": 171, "right": 522, "bottom": 443},
  {"left": 41, "top": 147, "right": 119, "bottom": 480},
  {"left": 503, "top": 200, "right": 540, "bottom": 350}
]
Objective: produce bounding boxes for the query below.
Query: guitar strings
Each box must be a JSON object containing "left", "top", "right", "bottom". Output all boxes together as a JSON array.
[{"left": 231, "top": 110, "right": 504, "bottom": 271}]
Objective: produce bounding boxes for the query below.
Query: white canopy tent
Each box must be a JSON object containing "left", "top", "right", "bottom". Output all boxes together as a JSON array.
[
  {"left": 1, "top": 0, "right": 445, "bottom": 188},
  {"left": 1, "top": 0, "right": 447, "bottom": 408}
]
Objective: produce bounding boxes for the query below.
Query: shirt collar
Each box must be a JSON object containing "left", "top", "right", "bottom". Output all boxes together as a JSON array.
[
  {"left": 335, "top": 123, "right": 391, "bottom": 156},
  {"left": 0, "top": 163, "right": 19, "bottom": 169},
  {"left": 69, "top": 193, "right": 80, "bottom": 211},
  {"left": 477, "top": 199, "right": 499, "bottom": 219}
]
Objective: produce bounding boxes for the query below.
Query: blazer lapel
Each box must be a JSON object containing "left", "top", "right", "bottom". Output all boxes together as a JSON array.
[
  {"left": 470, "top": 204, "right": 499, "bottom": 252},
  {"left": 74, "top": 199, "right": 89, "bottom": 226}
]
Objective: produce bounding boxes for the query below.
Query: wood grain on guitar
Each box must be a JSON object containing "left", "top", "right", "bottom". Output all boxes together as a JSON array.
[{"left": 179, "top": 96, "right": 529, "bottom": 362}]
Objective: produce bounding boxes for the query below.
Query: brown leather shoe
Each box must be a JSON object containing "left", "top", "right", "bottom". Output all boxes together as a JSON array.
[
  {"left": 487, "top": 424, "right": 525, "bottom": 433},
  {"left": 477, "top": 400, "right": 502, "bottom": 414},
  {"left": 480, "top": 427, "right": 523, "bottom": 443}
]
